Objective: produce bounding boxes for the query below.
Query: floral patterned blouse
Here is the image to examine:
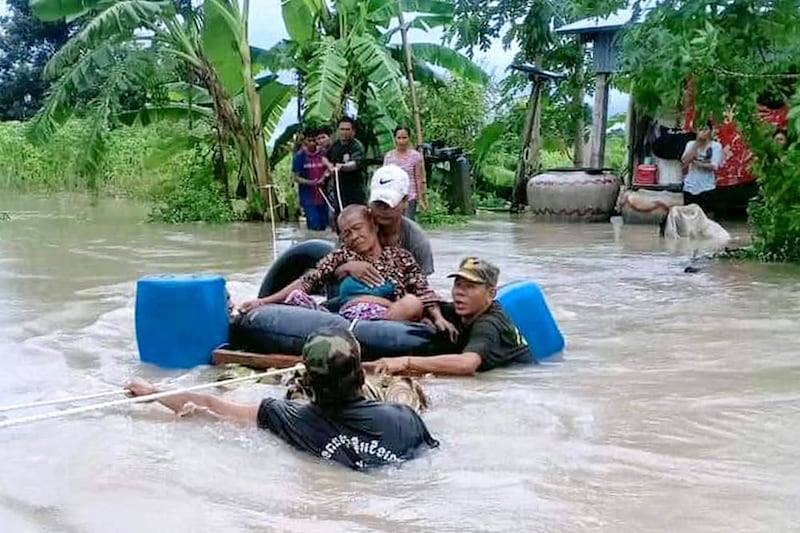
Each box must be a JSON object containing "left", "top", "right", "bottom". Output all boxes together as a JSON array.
[{"left": 300, "top": 246, "right": 437, "bottom": 303}]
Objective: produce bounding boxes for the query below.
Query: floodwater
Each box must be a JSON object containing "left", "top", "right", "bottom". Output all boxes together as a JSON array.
[{"left": 1, "top": 194, "right": 799, "bottom": 533}]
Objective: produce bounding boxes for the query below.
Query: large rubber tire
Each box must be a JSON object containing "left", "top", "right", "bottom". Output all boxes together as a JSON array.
[
  {"left": 229, "top": 304, "right": 445, "bottom": 359},
  {"left": 257, "top": 239, "right": 335, "bottom": 298}
]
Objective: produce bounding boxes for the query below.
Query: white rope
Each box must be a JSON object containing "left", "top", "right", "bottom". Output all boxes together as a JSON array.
[
  {"left": 334, "top": 167, "right": 344, "bottom": 213},
  {"left": 0, "top": 364, "right": 305, "bottom": 430},
  {"left": 0, "top": 389, "right": 126, "bottom": 413}
]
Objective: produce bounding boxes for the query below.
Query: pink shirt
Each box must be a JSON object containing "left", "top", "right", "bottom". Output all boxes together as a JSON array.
[{"left": 383, "top": 149, "right": 424, "bottom": 200}]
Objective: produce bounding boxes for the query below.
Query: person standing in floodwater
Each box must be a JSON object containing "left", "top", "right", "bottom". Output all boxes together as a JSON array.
[
  {"left": 292, "top": 127, "right": 329, "bottom": 231},
  {"left": 681, "top": 120, "right": 723, "bottom": 213},
  {"left": 326, "top": 116, "right": 366, "bottom": 222},
  {"left": 383, "top": 126, "right": 427, "bottom": 219}
]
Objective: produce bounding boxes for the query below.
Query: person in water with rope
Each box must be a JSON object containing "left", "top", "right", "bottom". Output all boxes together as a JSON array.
[{"left": 126, "top": 327, "right": 439, "bottom": 471}]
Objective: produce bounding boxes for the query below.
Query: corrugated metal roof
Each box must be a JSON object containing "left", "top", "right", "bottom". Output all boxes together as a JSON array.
[
  {"left": 555, "top": 9, "right": 633, "bottom": 35},
  {"left": 556, "top": 1, "right": 657, "bottom": 35}
]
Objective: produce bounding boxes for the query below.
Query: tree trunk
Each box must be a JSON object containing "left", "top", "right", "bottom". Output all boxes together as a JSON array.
[
  {"left": 397, "top": 7, "right": 424, "bottom": 149},
  {"left": 239, "top": 2, "right": 274, "bottom": 216},
  {"left": 212, "top": 131, "right": 229, "bottom": 199}
]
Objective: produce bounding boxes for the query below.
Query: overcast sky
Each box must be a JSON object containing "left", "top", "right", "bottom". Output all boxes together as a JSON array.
[{"left": 1, "top": 0, "right": 628, "bottom": 134}]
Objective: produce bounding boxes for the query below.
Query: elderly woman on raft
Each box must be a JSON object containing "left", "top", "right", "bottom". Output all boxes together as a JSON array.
[{"left": 237, "top": 204, "right": 456, "bottom": 333}]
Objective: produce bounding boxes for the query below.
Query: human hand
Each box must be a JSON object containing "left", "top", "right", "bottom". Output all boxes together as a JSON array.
[
  {"left": 370, "top": 357, "right": 409, "bottom": 376},
  {"left": 237, "top": 298, "right": 267, "bottom": 315},
  {"left": 125, "top": 378, "right": 158, "bottom": 398},
  {"left": 434, "top": 317, "right": 459, "bottom": 343},
  {"left": 344, "top": 261, "right": 385, "bottom": 287}
]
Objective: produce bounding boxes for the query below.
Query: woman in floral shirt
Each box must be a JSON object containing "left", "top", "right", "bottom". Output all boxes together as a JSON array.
[{"left": 238, "top": 206, "right": 453, "bottom": 330}]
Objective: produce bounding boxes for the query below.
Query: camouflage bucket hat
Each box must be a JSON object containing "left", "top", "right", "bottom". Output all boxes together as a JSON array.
[{"left": 302, "top": 327, "right": 362, "bottom": 378}]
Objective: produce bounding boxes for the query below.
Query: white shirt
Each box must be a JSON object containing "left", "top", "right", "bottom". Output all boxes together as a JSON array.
[{"left": 682, "top": 140, "right": 723, "bottom": 195}]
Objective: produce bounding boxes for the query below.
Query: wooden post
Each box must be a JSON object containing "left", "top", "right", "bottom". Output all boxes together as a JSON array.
[
  {"left": 588, "top": 72, "right": 610, "bottom": 168},
  {"left": 572, "top": 40, "right": 586, "bottom": 167},
  {"left": 511, "top": 78, "right": 542, "bottom": 209}
]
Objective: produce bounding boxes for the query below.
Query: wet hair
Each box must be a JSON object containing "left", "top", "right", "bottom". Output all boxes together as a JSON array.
[
  {"left": 304, "top": 327, "right": 364, "bottom": 407},
  {"left": 338, "top": 115, "right": 356, "bottom": 128},
  {"left": 393, "top": 125, "right": 411, "bottom": 137}
]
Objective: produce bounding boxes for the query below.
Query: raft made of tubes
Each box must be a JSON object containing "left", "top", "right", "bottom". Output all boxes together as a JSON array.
[{"left": 134, "top": 240, "right": 566, "bottom": 369}]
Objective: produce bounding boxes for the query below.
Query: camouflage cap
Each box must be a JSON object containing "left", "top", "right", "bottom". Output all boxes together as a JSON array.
[
  {"left": 302, "top": 327, "right": 362, "bottom": 378},
  {"left": 447, "top": 257, "right": 500, "bottom": 286}
]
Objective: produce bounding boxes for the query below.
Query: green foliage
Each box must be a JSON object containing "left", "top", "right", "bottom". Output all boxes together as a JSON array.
[
  {"left": 416, "top": 78, "right": 488, "bottom": 153},
  {"left": 620, "top": 1, "right": 800, "bottom": 123},
  {"left": 148, "top": 145, "right": 238, "bottom": 224},
  {"left": 0, "top": 0, "right": 73, "bottom": 121},
  {"left": 417, "top": 186, "right": 467, "bottom": 228},
  {"left": 0, "top": 118, "right": 245, "bottom": 223},
  {"left": 0, "top": 119, "right": 179, "bottom": 195},
  {"left": 272, "top": 155, "right": 299, "bottom": 220},
  {"left": 747, "top": 132, "right": 800, "bottom": 263},
  {"left": 273, "top": 0, "right": 488, "bottom": 155}
]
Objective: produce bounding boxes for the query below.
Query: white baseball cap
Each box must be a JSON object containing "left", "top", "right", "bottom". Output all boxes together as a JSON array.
[{"left": 368, "top": 165, "right": 410, "bottom": 208}]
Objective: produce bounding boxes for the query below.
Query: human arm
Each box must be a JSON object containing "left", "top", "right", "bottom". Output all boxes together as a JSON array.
[
  {"left": 125, "top": 379, "right": 258, "bottom": 425},
  {"left": 370, "top": 353, "right": 482, "bottom": 377},
  {"left": 338, "top": 142, "right": 364, "bottom": 172},
  {"left": 237, "top": 278, "right": 304, "bottom": 314},
  {"left": 293, "top": 173, "right": 315, "bottom": 186},
  {"left": 292, "top": 153, "right": 314, "bottom": 185},
  {"left": 238, "top": 249, "right": 349, "bottom": 313},
  {"left": 681, "top": 140, "right": 698, "bottom": 165}
]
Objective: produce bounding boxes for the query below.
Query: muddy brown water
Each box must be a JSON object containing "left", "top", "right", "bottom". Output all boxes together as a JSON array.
[{"left": 1, "top": 194, "right": 799, "bottom": 532}]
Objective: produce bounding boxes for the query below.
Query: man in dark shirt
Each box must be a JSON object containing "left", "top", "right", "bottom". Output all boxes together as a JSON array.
[
  {"left": 326, "top": 116, "right": 366, "bottom": 214},
  {"left": 126, "top": 327, "right": 438, "bottom": 470},
  {"left": 371, "top": 257, "right": 534, "bottom": 376}
]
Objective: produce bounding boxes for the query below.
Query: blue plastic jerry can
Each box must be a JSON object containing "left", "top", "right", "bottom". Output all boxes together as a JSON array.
[
  {"left": 135, "top": 274, "right": 229, "bottom": 368},
  {"left": 496, "top": 280, "right": 565, "bottom": 361}
]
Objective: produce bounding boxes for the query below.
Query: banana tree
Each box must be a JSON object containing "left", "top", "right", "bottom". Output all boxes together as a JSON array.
[
  {"left": 29, "top": 0, "right": 287, "bottom": 215},
  {"left": 269, "top": 0, "right": 489, "bottom": 156}
]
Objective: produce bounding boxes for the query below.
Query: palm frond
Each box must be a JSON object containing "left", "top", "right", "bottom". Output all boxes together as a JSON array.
[
  {"left": 258, "top": 81, "right": 294, "bottom": 140},
  {"left": 350, "top": 34, "right": 407, "bottom": 112},
  {"left": 304, "top": 36, "right": 348, "bottom": 121},
  {"left": 410, "top": 42, "right": 490, "bottom": 86},
  {"left": 44, "top": 1, "right": 174, "bottom": 81}
]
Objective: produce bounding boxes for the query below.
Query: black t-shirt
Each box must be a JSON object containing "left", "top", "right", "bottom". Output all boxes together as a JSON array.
[
  {"left": 257, "top": 397, "right": 438, "bottom": 470},
  {"left": 328, "top": 139, "right": 366, "bottom": 206},
  {"left": 440, "top": 302, "right": 534, "bottom": 371}
]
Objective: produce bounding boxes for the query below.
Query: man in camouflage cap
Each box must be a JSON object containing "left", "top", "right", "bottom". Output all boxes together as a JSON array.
[
  {"left": 372, "top": 257, "right": 534, "bottom": 376},
  {"left": 126, "top": 327, "right": 438, "bottom": 470}
]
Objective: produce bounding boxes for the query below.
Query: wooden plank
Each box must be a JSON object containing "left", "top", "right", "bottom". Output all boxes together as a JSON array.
[
  {"left": 213, "top": 349, "right": 301, "bottom": 370},
  {"left": 589, "top": 72, "right": 610, "bottom": 168}
]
